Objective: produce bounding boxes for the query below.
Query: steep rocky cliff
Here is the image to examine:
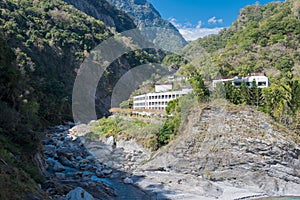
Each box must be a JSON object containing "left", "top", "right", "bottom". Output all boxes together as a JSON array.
[
  {"left": 66, "top": 103, "right": 300, "bottom": 199},
  {"left": 106, "top": 0, "right": 187, "bottom": 51},
  {"left": 63, "top": 0, "right": 136, "bottom": 32},
  {"left": 141, "top": 103, "right": 300, "bottom": 198}
]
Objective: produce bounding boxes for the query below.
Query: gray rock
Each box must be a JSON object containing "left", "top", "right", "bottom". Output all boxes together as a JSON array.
[
  {"left": 55, "top": 172, "right": 66, "bottom": 179},
  {"left": 44, "top": 145, "right": 56, "bottom": 157},
  {"left": 123, "top": 177, "right": 134, "bottom": 184},
  {"left": 116, "top": 139, "right": 145, "bottom": 153},
  {"left": 102, "top": 169, "right": 113, "bottom": 175},
  {"left": 57, "top": 147, "right": 74, "bottom": 158},
  {"left": 203, "top": 182, "right": 223, "bottom": 198},
  {"left": 104, "top": 136, "right": 115, "bottom": 146},
  {"left": 76, "top": 156, "right": 83, "bottom": 160},
  {"left": 105, "top": 161, "right": 114, "bottom": 168},
  {"left": 47, "top": 159, "right": 65, "bottom": 172},
  {"left": 96, "top": 170, "right": 104, "bottom": 178},
  {"left": 59, "top": 156, "right": 76, "bottom": 168},
  {"left": 65, "top": 187, "right": 94, "bottom": 200},
  {"left": 86, "top": 155, "right": 94, "bottom": 160},
  {"left": 69, "top": 124, "right": 92, "bottom": 137}
]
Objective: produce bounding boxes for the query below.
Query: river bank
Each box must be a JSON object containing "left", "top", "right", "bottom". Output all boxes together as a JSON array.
[
  {"left": 42, "top": 124, "right": 152, "bottom": 200},
  {"left": 41, "top": 104, "right": 300, "bottom": 200}
]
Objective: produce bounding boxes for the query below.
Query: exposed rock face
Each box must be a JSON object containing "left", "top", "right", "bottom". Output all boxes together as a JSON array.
[
  {"left": 65, "top": 187, "right": 94, "bottom": 200},
  {"left": 106, "top": 0, "right": 187, "bottom": 51},
  {"left": 141, "top": 104, "right": 300, "bottom": 198},
  {"left": 63, "top": 0, "right": 136, "bottom": 32},
  {"left": 49, "top": 104, "right": 300, "bottom": 199}
]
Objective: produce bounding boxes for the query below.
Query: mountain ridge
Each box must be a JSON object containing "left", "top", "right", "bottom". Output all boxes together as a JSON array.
[
  {"left": 63, "top": 0, "right": 136, "bottom": 32},
  {"left": 106, "top": 0, "right": 188, "bottom": 51},
  {"left": 0, "top": 0, "right": 300, "bottom": 199}
]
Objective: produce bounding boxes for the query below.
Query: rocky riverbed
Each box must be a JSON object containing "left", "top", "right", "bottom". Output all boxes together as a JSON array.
[
  {"left": 42, "top": 104, "right": 300, "bottom": 200},
  {"left": 42, "top": 124, "right": 151, "bottom": 200}
]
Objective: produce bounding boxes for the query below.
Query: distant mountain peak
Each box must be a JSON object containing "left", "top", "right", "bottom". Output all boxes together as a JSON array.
[{"left": 106, "top": 0, "right": 187, "bottom": 51}]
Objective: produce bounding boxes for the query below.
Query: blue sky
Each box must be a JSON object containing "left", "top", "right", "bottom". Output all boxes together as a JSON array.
[{"left": 148, "top": 0, "right": 284, "bottom": 40}]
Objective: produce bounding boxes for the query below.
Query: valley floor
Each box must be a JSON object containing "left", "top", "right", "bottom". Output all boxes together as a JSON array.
[{"left": 43, "top": 104, "right": 300, "bottom": 200}]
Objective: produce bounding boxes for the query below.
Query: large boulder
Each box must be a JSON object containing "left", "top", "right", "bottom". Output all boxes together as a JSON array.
[
  {"left": 69, "top": 124, "right": 93, "bottom": 137},
  {"left": 65, "top": 187, "right": 94, "bottom": 200},
  {"left": 46, "top": 158, "right": 66, "bottom": 172}
]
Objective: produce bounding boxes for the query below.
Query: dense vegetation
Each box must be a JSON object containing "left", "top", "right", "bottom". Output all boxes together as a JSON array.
[
  {"left": 180, "top": 0, "right": 300, "bottom": 128},
  {"left": 189, "top": 0, "right": 300, "bottom": 77},
  {"left": 0, "top": 33, "right": 47, "bottom": 199},
  {"left": 89, "top": 116, "right": 161, "bottom": 150},
  {"left": 155, "top": 0, "right": 300, "bottom": 147},
  {"left": 0, "top": 0, "right": 159, "bottom": 198},
  {"left": 0, "top": 0, "right": 115, "bottom": 197},
  {"left": 0, "top": 0, "right": 115, "bottom": 124}
]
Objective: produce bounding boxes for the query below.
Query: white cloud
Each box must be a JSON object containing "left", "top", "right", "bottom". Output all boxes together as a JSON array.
[
  {"left": 196, "top": 20, "right": 202, "bottom": 29},
  {"left": 169, "top": 17, "right": 182, "bottom": 29},
  {"left": 208, "top": 16, "right": 223, "bottom": 24},
  {"left": 169, "top": 17, "right": 224, "bottom": 41},
  {"left": 179, "top": 27, "right": 223, "bottom": 41},
  {"left": 184, "top": 22, "right": 193, "bottom": 28}
]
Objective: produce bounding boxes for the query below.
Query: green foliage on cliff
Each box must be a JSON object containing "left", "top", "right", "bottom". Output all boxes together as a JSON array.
[
  {"left": 0, "top": 33, "right": 47, "bottom": 199},
  {"left": 181, "top": 0, "right": 300, "bottom": 127},
  {"left": 186, "top": 1, "right": 300, "bottom": 78},
  {"left": 0, "top": 0, "right": 115, "bottom": 124},
  {"left": 90, "top": 117, "right": 161, "bottom": 150},
  {"left": 0, "top": 0, "right": 159, "bottom": 198}
]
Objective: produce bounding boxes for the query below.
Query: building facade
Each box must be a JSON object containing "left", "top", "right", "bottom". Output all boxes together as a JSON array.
[
  {"left": 212, "top": 75, "right": 269, "bottom": 89},
  {"left": 133, "top": 88, "right": 192, "bottom": 110}
]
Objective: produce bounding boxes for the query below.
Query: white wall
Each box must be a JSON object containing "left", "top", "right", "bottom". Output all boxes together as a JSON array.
[{"left": 155, "top": 84, "right": 173, "bottom": 93}]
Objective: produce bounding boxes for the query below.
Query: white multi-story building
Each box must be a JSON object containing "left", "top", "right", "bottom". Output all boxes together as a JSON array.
[
  {"left": 212, "top": 75, "right": 269, "bottom": 89},
  {"left": 133, "top": 87, "right": 192, "bottom": 110}
]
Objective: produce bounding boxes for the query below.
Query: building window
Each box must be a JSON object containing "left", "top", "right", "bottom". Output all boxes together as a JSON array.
[{"left": 258, "top": 81, "right": 266, "bottom": 86}]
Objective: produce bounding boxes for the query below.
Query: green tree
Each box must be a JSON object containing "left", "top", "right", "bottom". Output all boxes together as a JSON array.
[
  {"left": 240, "top": 81, "right": 250, "bottom": 104},
  {"left": 189, "top": 75, "right": 209, "bottom": 102},
  {"left": 249, "top": 80, "right": 262, "bottom": 106},
  {"left": 211, "top": 82, "right": 226, "bottom": 99}
]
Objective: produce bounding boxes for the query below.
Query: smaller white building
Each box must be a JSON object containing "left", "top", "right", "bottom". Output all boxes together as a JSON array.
[
  {"left": 212, "top": 78, "right": 234, "bottom": 88},
  {"left": 212, "top": 75, "right": 269, "bottom": 89},
  {"left": 133, "top": 88, "right": 192, "bottom": 110},
  {"left": 155, "top": 84, "right": 173, "bottom": 92},
  {"left": 232, "top": 76, "right": 269, "bottom": 88}
]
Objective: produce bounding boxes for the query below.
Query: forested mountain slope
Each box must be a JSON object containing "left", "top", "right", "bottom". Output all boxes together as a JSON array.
[
  {"left": 0, "top": 0, "right": 113, "bottom": 124},
  {"left": 0, "top": 0, "right": 157, "bottom": 198},
  {"left": 0, "top": 0, "right": 157, "bottom": 124},
  {"left": 180, "top": 0, "right": 300, "bottom": 123},
  {"left": 184, "top": 0, "right": 300, "bottom": 78},
  {"left": 0, "top": 32, "right": 48, "bottom": 200}
]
